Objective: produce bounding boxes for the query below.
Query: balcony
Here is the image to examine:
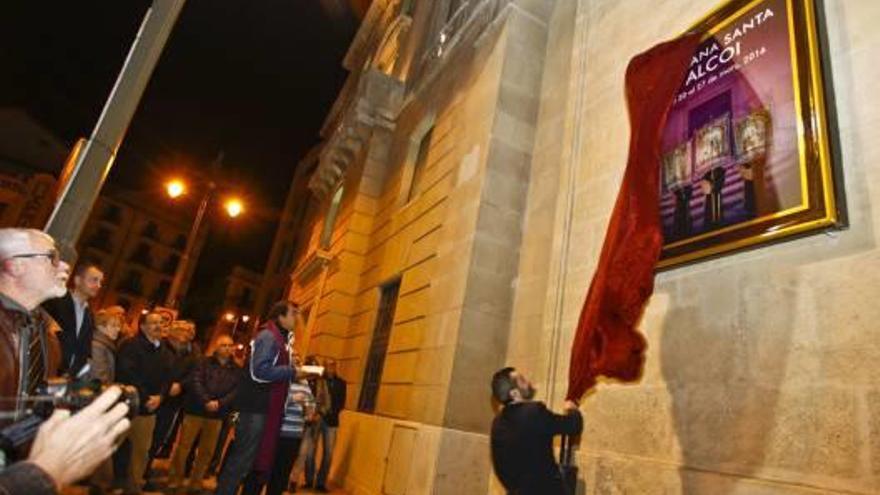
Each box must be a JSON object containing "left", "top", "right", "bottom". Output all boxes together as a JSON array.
[{"left": 408, "top": 0, "right": 512, "bottom": 93}]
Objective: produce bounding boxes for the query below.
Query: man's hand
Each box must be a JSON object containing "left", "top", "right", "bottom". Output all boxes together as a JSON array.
[
  {"left": 28, "top": 386, "right": 131, "bottom": 488},
  {"left": 169, "top": 382, "right": 182, "bottom": 397},
  {"left": 562, "top": 400, "right": 579, "bottom": 412},
  {"left": 205, "top": 400, "right": 220, "bottom": 413},
  {"left": 145, "top": 395, "right": 162, "bottom": 412}
]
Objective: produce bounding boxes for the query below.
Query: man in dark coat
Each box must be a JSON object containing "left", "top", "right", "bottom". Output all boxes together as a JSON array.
[
  {"left": 116, "top": 311, "right": 174, "bottom": 493},
  {"left": 167, "top": 333, "right": 239, "bottom": 492},
  {"left": 42, "top": 261, "right": 103, "bottom": 376},
  {"left": 148, "top": 320, "right": 201, "bottom": 463},
  {"left": 490, "top": 367, "right": 583, "bottom": 495}
]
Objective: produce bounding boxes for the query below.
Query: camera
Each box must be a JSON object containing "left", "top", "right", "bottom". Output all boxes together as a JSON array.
[
  {"left": 38, "top": 377, "right": 139, "bottom": 418},
  {"left": 0, "top": 377, "right": 139, "bottom": 464}
]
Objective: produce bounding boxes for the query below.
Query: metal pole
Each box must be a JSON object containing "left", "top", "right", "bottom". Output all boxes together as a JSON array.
[
  {"left": 166, "top": 184, "right": 212, "bottom": 307},
  {"left": 44, "top": 0, "right": 187, "bottom": 261},
  {"left": 231, "top": 316, "right": 240, "bottom": 339}
]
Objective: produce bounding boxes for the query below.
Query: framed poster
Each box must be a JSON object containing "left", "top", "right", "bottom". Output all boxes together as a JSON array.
[{"left": 657, "top": 0, "right": 845, "bottom": 268}]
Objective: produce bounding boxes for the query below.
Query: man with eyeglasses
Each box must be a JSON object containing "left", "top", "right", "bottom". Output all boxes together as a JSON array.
[
  {"left": 0, "top": 229, "right": 67, "bottom": 421},
  {"left": 0, "top": 228, "right": 132, "bottom": 494}
]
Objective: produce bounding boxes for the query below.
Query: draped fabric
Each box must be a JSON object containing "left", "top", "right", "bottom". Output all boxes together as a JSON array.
[
  {"left": 566, "top": 33, "right": 701, "bottom": 401},
  {"left": 252, "top": 321, "right": 291, "bottom": 477}
]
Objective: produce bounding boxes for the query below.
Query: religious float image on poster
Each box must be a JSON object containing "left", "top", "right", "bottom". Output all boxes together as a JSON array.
[{"left": 657, "top": 0, "right": 845, "bottom": 268}]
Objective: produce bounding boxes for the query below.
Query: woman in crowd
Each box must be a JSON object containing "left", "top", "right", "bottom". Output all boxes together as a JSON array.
[
  {"left": 91, "top": 306, "right": 125, "bottom": 384},
  {"left": 88, "top": 306, "right": 126, "bottom": 493}
]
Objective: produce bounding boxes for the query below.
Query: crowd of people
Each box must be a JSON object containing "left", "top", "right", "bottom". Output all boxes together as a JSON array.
[{"left": 0, "top": 228, "right": 348, "bottom": 495}]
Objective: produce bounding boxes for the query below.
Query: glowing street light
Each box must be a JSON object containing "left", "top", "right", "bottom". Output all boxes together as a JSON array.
[
  {"left": 242, "top": 315, "right": 250, "bottom": 323},
  {"left": 224, "top": 198, "right": 244, "bottom": 218},
  {"left": 165, "top": 154, "right": 248, "bottom": 308},
  {"left": 224, "top": 311, "right": 236, "bottom": 322},
  {"left": 166, "top": 179, "right": 186, "bottom": 198}
]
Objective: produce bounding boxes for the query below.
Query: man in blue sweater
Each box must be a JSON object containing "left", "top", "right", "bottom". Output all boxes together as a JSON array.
[{"left": 215, "top": 301, "right": 299, "bottom": 495}]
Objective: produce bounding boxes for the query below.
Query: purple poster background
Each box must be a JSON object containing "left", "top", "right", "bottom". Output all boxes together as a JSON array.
[{"left": 660, "top": 0, "right": 801, "bottom": 243}]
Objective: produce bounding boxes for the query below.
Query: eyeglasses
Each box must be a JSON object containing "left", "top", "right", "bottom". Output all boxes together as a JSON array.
[{"left": 6, "top": 250, "right": 61, "bottom": 266}]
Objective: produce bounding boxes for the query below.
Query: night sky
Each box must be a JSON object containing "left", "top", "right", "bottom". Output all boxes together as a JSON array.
[{"left": 2, "top": 1, "right": 361, "bottom": 316}]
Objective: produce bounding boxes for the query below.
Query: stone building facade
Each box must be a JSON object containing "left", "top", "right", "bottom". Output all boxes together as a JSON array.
[
  {"left": 283, "top": 0, "right": 880, "bottom": 494},
  {"left": 254, "top": 146, "right": 323, "bottom": 320}
]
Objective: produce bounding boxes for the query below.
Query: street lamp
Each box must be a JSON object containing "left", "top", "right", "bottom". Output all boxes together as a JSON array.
[
  {"left": 164, "top": 173, "right": 246, "bottom": 308},
  {"left": 166, "top": 179, "right": 186, "bottom": 199},
  {"left": 224, "top": 198, "right": 244, "bottom": 218},
  {"left": 224, "top": 312, "right": 249, "bottom": 337}
]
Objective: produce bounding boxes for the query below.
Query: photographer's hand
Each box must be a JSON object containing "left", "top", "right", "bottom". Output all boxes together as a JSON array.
[{"left": 28, "top": 386, "right": 131, "bottom": 488}]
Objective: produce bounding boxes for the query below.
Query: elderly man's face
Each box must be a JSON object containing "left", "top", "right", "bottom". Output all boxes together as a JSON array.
[
  {"left": 169, "top": 322, "right": 188, "bottom": 343},
  {"left": 19, "top": 235, "right": 70, "bottom": 301},
  {"left": 171, "top": 322, "right": 195, "bottom": 343},
  {"left": 214, "top": 335, "right": 234, "bottom": 360},
  {"left": 141, "top": 313, "right": 164, "bottom": 342}
]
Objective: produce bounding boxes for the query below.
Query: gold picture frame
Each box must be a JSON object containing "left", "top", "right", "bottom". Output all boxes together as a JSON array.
[{"left": 657, "top": 0, "right": 845, "bottom": 269}]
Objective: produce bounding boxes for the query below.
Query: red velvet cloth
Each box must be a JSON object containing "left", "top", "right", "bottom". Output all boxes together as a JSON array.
[
  {"left": 566, "top": 34, "right": 701, "bottom": 401},
  {"left": 252, "top": 320, "right": 291, "bottom": 477}
]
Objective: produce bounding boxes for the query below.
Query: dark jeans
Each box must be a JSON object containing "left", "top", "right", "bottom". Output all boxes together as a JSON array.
[
  {"left": 305, "top": 419, "right": 337, "bottom": 488},
  {"left": 215, "top": 413, "right": 267, "bottom": 495},
  {"left": 240, "top": 435, "right": 302, "bottom": 495},
  {"left": 268, "top": 436, "right": 303, "bottom": 495},
  {"left": 112, "top": 438, "right": 135, "bottom": 493}
]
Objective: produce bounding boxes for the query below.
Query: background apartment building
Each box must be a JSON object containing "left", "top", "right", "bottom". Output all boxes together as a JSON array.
[
  {"left": 77, "top": 191, "right": 201, "bottom": 317},
  {"left": 0, "top": 110, "right": 204, "bottom": 320},
  {"left": 0, "top": 109, "right": 68, "bottom": 229}
]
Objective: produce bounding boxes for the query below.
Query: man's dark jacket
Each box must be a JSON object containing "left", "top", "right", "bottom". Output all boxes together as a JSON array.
[
  {"left": 162, "top": 340, "right": 201, "bottom": 409},
  {"left": 184, "top": 355, "right": 239, "bottom": 418},
  {"left": 491, "top": 401, "right": 583, "bottom": 495},
  {"left": 323, "top": 375, "right": 347, "bottom": 427},
  {"left": 42, "top": 292, "right": 94, "bottom": 376},
  {"left": 116, "top": 333, "right": 174, "bottom": 415},
  {"left": 234, "top": 326, "right": 293, "bottom": 414},
  {"left": 0, "top": 294, "right": 60, "bottom": 429}
]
